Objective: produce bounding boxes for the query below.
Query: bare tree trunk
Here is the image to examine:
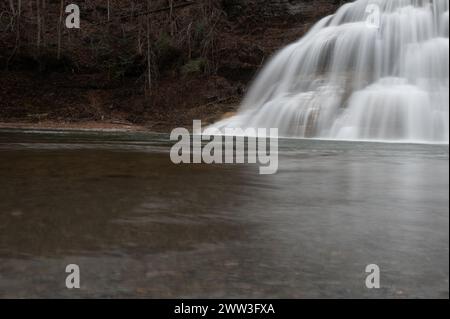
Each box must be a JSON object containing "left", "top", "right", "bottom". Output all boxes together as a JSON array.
[
  {"left": 41, "top": 0, "right": 46, "bottom": 47},
  {"left": 169, "top": 0, "right": 174, "bottom": 36},
  {"left": 8, "top": 0, "right": 16, "bottom": 16},
  {"left": 187, "top": 22, "right": 192, "bottom": 59},
  {"left": 6, "top": 0, "right": 21, "bottom": 69},
  {"left": 137, "top": 17, "right": 143, "bottom": 55},
  {"left": 16, "top": 0, "right": 21, "bottom": 41},
  {"left": 130, "top": 1, "right": 135, "bottom": 23},
  {"left": 57, "top": 0, "right": 64, "bottom": 59},
  {"left": 146, "top": 0, "right": 152, "bottom": 95},
  {"left": 36, "top": 0, "right": 41, "bottom": 50},
  {"left": 107, "top": 0, "right": 110, "bottom": 21}
]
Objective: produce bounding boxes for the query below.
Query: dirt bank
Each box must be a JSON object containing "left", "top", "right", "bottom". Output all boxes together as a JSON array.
[{"left": 0, "top": 0, "right": 348, "bottom": 131}]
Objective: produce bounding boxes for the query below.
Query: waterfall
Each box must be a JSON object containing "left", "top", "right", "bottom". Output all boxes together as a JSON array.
[{"left": 212, "top": 0, "right": 449, "bottom": 143}]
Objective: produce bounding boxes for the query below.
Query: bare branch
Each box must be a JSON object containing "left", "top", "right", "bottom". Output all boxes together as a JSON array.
[{"left": 94, "top": 1, "right": 196, "bottom": 26}]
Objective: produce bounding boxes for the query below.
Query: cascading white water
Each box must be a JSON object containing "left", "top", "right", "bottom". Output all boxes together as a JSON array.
[{"left": 212, "top": 0, "right": 449, "bottom": 143}]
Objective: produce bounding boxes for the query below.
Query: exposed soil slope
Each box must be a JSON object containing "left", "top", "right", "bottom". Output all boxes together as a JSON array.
[{"left": 0, "top": 0, "right": 349, "bottom": 131}]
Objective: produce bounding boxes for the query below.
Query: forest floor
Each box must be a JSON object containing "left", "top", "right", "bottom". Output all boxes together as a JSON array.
[
  {"left": 0, "top": 69, "right": 240, "bottom": 132},
  {"left": 0, "top": 121, "right": 148, "bottom": 132},
  {"left": 0, "top": 1, "right": 344, "bottom": 132},
  {"left": 0, "top": 25, "right": 288, "bottom": 133}
]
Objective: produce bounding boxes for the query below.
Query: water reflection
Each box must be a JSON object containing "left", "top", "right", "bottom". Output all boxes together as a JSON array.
[{"left": 0, "top": 130, "right": 448, "bottom": 298}]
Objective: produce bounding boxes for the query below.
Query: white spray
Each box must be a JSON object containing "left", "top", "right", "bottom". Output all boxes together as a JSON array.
[{"left": 212, "top": 0, "right": 449, "bottom": 143}]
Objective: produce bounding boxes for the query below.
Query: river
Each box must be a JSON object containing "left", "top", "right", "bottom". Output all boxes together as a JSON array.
[{"left": 0, "top": 129, "right": 448, "bottom": 298}]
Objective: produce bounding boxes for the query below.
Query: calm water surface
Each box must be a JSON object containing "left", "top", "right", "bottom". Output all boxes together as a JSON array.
[{"left": 0, "top": 129, "right": 448, "bottom": 298}]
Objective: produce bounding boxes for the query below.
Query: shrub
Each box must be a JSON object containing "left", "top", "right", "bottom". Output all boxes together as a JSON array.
[{"left": 181, "top": 58, "right": 207, "bottom": 76}]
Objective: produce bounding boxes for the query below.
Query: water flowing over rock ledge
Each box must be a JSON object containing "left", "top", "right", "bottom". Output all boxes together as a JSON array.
[{"left": 212, "top": 0, "right": 449, "bottom": 143}]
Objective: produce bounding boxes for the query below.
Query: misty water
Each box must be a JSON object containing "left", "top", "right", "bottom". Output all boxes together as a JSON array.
[
  {"left": 214, "top": 0, "right": 449, "bottom": 143},
  {"left": 0, "top": 130, "right": 448, "bottom": 298}
]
